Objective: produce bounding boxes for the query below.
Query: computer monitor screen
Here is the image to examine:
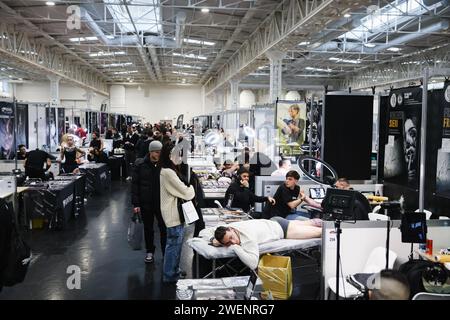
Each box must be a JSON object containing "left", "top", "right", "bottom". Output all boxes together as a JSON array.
[
  {"left": 322, "top": 188, "right": 357, "bottom": 220},
  {"left": 310, "top": 187, "right": 326, "bottom": 199},
  {"left": 401, "top": 212, "right": 427, "bottom": 244}
]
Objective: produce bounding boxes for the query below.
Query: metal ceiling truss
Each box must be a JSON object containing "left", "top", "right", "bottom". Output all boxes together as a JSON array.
[
  {"left": 204, "top": 0, "right": 371, "bottom": 96},
  {"left": 0, "top": 23, "right": 108, "bottom": 96},
  {"left": 336, "top": 44, "right": 450, "bottom": 90}
]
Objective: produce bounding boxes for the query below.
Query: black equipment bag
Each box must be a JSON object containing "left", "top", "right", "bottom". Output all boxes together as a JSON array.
[
  {"left": 0, "top": 199, "right": 32, "bottom": 287},
  {"left": 399, "top": 259, "right": 435, "bottom": 298}
]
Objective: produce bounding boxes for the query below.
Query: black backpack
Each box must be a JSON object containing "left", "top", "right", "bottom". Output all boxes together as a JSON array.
[
  {"left": 398, "top": 259, "right": 436, "bottom": 298},
  {"left": 0, "top": 199, "right": 31, "bottom": 288}
]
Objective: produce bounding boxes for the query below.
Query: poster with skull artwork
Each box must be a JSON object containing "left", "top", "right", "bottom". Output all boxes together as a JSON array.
[{"left": 384, "top": 86, "right": 422, "bottom": 189}]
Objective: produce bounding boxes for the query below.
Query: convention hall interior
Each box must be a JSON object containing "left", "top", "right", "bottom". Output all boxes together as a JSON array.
[{"left": 0, "top": 0, "right": 449, "bottom": 301}]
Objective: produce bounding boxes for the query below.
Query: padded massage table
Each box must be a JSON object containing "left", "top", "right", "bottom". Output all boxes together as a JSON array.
[{"left": 187, "top": 237, "right": 322, "bottom": 278}]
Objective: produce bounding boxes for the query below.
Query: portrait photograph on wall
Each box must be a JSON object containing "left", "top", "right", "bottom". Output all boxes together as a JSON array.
[
  {"left": 383, "top": 87, "right": 422, "bottom": 189},
  {"left": 275, "top": 100, "right": 307, "bottom": 155},
  {"left": 0, "top": 101, "right": 14, "bottom": 160}
]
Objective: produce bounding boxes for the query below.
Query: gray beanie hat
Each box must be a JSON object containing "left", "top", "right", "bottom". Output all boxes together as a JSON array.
[{"left": 149, "top": 140, "right": 163, "bottom": 152}]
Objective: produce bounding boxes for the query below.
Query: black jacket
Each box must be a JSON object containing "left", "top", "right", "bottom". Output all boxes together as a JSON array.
[
  {"left": 131, "top": 155, "right": 161, "bottom": 212},
  {"left": 224, "top": 181, "right": 267, "bottom": 212},
  {"left": 124, "top": 132, "right": 139, "bottom": 151},
  {"left": 136, "top": 138, "right": 152, "bottom": 159}
]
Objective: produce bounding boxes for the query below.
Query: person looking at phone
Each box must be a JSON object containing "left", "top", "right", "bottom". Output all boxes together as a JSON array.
[{"left": 224, "top": 167, "right": 275, "bottom": 212}]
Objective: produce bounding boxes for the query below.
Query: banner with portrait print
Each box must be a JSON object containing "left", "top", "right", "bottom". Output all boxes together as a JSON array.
[
  {"left": 383, "top": 86, "right": 422, "bottom": 189},
  {"left": 0, "top": 101, "right": 14, "bottom": 159},
  {"left": 275, "top": 100, "right": 307, "bottom": 156}
]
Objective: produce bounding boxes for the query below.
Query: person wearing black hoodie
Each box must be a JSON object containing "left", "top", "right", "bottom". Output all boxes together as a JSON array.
[
  {"left": 131, "top": 140, "right": 166, "bottom": 263},
  {"left": 135, "top": 129, "right": 154, "bottom": 159},
  {"left": 224, "top": 168, "right": 275, "bottom": 212}
]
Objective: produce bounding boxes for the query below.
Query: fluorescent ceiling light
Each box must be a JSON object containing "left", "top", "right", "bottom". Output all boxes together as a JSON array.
[
  {"left": 103, "top": 62, "right": 133, "bottom": 68},
  {"left": 172, "top": 63, "right": 202, "bottom": 70},
  {"left": 387, "top": 47, "right": 401, "bottom": 52},
  {"left": 106, "top": 35, "right": 115, "bottom": 40},
  {"left": 172, "top": 52, "right": 207, "bottom": 60},
  {"left": 249, "top": 73, "right": 269, "bottom": 76},
  {"left": 113, "top": 70, "right": 138, "bottom": 75},
  {"left": 69, "top": 37, "right": 98, "bottom": 42},
  {"left": 364, "top": 43, "right": 376, "bottom": 48},
  {"left": 104, "top": 0, "right": 161, "bottom": 34},
  {"left": 183, "top": 38, "right": 215, "bottom": 46},
  {"left": 344, "top": 13, "right": 351, "bottom": 18},
  {"left": 19, "top": 50, "right": 37, "bottom": 55},
  {"left": 298, "top": 41, "right": 311, "bottom": 46},
  {"left": 258, "top": 66, "right": 268, "bottom": 70},
  {"left": 201, "top": 8, "right": 210, "bottom": 13},
  {"left": 329, "top": 57, "right": 361, "bottom": 64},
  {"left": 172, "top": 71, "right": 198, "bottom": 76},
  {"left": 89, "top": 51, "right": 126, "bottom": 57},
  {"left": 305, "top": 66, "right": 333, "bottom": 73},
  {"left": 46, "top": 1, "right": 55, "bottom": 6}
]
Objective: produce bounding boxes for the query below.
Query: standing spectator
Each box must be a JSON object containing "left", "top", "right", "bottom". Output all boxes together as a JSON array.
[
  {"left": 132, "top": 141, "right": 166, "bottom": 263},
  {"left": 159, "top": 143, "right": 195, "bottom": 283},
  {"left": 16, "top": 144, "right": 27, "bottom": 160},
  {"left": 24, "top": 148, "right": 54, "bottom": 180},
  {"left": 124, "top": 125, "right": 139, "bottom": 180},
  {"left": 136, "top": 129, "right": 154, "bottom": 159},
  {"left": 271, "top": 159, "right": 292, "bottom": 176}
]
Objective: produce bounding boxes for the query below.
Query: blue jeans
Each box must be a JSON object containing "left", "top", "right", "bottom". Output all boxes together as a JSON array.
[{"left": 163, "top": 224, "right": 184, "bottom": 282}]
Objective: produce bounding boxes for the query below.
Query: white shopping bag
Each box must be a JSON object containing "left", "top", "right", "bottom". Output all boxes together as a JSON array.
[{"left": 181, "top": 201, "right": 199, "bottom": 224}]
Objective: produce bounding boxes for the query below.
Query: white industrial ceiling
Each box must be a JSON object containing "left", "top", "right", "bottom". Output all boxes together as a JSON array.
[{"left": 0, "top": 0, "right": 449, "bottom": 94}]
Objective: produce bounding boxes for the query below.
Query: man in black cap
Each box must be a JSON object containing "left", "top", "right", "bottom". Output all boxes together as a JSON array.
[{"left": 131, "top": 140, "right": 166, "bottom": 263}]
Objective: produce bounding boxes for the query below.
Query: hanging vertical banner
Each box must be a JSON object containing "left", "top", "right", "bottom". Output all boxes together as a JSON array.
[
  {"left": 383, "top": 86, "right": 422, "bottom": 189},
  {"left": 57, "top": 108, "right": 65, "bottom": 143},
  {"left": 304, "top": 99, "right": 322, "bottom": 155},
  {"left": 101, "top": 112, "right": 108, "bottom": 134},
  {"left": 0, "top": 101, "right": 14, "bottom": 159},
  {"left": 436, "top": 81, "right": 450, "bottom": 196},
  {"left": 176, "top": 114, "right": 184, "bottom": 128},
  {"left": 46, "top": 107, "right": 58, "bottom": 152},
  {"left": 275, "top": 100, "right": 307, "bottom": 155},
  {"left": 16, "top": 104, "right": 29, "bottom": 149}
]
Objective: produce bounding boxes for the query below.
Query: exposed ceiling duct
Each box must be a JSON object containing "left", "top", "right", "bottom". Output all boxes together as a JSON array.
[
  {"left": 81, "top": 7, "right": 181, "bottom": 48},
  {"left": 309, "top": 20, "right": 449, "bottom": 54},
  {"left": 175, "top": 12, "right": 186, "bottom": 48}
]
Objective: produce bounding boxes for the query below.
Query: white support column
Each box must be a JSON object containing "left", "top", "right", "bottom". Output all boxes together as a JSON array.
[
  {"left": 214, "top": 89, "right": 225, "bottom": 111},
  {"left": 266, "top": 50, "right": 285, "bottom": 103},
  {"left": 48, "top": 75, "right": 61, "bottom": 107}
]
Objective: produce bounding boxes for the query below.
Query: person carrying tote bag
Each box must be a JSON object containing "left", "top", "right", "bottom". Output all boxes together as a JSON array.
[{"left": 159, "top": 143, "right": 195, "bottom": 283}]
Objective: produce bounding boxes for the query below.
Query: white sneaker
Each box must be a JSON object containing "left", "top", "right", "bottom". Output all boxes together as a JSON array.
[
  {"left": 144, "top": 253, "right": 154, "bottom": 263},
  {"left": 126, "top": 176, "right": 132, "bottom": 181}
]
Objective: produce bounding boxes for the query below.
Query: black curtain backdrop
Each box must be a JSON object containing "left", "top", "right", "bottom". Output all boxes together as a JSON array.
[{"left": 323, "top": 95, "right": 373, "bottom": 180}]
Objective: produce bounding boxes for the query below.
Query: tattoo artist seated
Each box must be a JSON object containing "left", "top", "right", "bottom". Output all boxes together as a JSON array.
[
  {"left": 224, "top": 167, "right": 275, "bottom": 212},
  {"left": 262, "top": 170, "right": 310, "bottom": 220},
  {"left": 199, "top": 218, "right": 322, "bottom": 270},
  {"left": 299, "top": 178, "right": 352, "bottom": 212}
]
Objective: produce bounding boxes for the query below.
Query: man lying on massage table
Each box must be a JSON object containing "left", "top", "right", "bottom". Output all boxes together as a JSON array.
[{"left": 199, "top": 217, "right": 322, "bottom": 270}]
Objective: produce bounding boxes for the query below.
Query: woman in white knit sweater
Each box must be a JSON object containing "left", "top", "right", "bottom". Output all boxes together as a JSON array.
[{"left": 159, "top": 143, "right": 195, "bottom": 283}]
